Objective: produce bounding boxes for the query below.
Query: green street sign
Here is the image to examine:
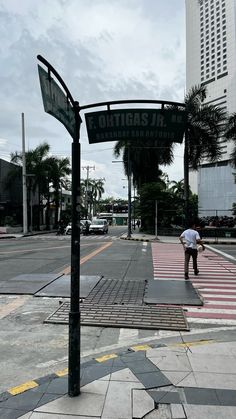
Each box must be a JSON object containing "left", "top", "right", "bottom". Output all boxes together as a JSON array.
[
  {"left": 85, "top": 108, "right": 186, "bottom": 144},
  {"left": 38, "top": 65, "right": 76, "bottom": 139}
]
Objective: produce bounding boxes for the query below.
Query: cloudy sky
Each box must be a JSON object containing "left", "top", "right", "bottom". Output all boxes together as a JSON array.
[{"left": 0, "top": 0, "right": 186, "bottom": 198}]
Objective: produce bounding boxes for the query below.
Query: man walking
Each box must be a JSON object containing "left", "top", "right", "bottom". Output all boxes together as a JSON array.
[{"left": 179, "top": 220, "right": 205, "bottom": 280}]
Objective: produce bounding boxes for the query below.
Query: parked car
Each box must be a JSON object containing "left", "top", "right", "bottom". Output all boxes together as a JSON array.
[
  {"left": 65, "top": 220, "right": 91, "bottom": 235},
  {"left": 89, "top": 219, "right": 108, "bottom": 234}
]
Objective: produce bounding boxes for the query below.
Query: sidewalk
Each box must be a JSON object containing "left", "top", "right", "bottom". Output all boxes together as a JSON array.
[
  {"left": 121, "top": 231, "right": 236, "bottom": 245},
  {"left": 2, "top": 336, "right": 236, "bottom": 418}
]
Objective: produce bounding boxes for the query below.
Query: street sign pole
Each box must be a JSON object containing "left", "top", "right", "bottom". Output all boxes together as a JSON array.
[
  {"left": 69, "top": 101, "right": 81, "bottom": 396},
  {"left": 37, "top": 55, "right": 82, "bottom": 397}
]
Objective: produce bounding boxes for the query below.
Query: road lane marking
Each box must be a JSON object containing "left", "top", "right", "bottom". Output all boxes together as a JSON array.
[
  {"left": 206, "top": 244, "right": 236, "bottom": 262},
  {"left": 0, "top": 245, "right": 70, "bottom": 254},
  {"left": 59, "top": 241, "right": 112, "bottom": 274},
  {"left": 0, "top": 296, "right": 29, "bottom": 319}
]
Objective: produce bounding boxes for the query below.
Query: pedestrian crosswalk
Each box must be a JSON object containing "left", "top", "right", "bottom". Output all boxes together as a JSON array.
[
  {"left": 25, "top": 234, "right": 119, "bottom": 241},
  {"left": 152, "top": 243, "right": 236, "bottom": 325}
]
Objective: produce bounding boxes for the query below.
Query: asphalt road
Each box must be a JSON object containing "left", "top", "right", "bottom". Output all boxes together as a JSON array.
[
  {"left": 1, "top": 230, "right": 235, "bottom": 394},
  {"left": 207, "top": 244, "right": 236, "bottom": 262},
  {"left": 0, "top": 228, "right": 157, "bottom": 393}
]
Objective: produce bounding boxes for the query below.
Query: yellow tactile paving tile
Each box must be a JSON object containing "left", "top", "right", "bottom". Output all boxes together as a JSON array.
[
  {"left": 96, "top": 353, "right": 117, "bottom": 362},
  {"left": 131, "top": 344, "right": 151, "bottom": 351},
  {"left": 9, "top": 380, "right": 38, "bottom": 395},
  {"left": 170, "top": 339, "right": 216, "bottom": 348},
  {"left": 56, "top": 368, "right": 68, "bottom": 377}
]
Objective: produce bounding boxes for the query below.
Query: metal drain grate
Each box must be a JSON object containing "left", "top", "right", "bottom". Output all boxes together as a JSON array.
[{"left": 45, "top": 302, "right": 189, "bottom": 331}]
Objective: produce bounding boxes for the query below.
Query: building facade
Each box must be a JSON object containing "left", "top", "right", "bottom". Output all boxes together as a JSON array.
[{"left": 186, "top": 0, "right": 236, "bottom": 216}]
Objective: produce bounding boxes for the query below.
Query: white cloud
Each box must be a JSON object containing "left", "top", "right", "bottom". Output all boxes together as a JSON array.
[{"left": 0, "top": 0, "right": 186, "bottom": 198}]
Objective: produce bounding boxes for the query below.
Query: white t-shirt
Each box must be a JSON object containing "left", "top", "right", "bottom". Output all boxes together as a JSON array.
[{"left": 180, "top": 228, "right": 200, "bottom": 249}]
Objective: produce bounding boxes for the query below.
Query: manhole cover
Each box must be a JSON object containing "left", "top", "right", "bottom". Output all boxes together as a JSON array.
[{"left": 45, "top": 302, "right": 189, "bottom": 331}]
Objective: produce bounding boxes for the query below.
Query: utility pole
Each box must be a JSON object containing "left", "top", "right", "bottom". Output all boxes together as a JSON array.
[
  {"left": 21, "top": 113, "right": 28, "bottom": 234},
  {"left": 127, "top": 145, "right": 132, "bottom": 239},
  {"left": 82, "top": 165, "right": 95, "bottom": 218}
]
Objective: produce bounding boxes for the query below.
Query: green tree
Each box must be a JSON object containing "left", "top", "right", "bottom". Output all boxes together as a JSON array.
[
  {"left": 113, "top": 140, "right": 174, "bottom": 191},
  {"left": 11, "top": 142, "right": 50, "bottom": 229},
  {"left": 184, "top": 85, "right": 226, "bottom": 224},
  {"left": 223, "top": 112, "right": 236, "bottom": 167},
  {"left": 45, "top": 156, "right": 71, "bottom": 227}
]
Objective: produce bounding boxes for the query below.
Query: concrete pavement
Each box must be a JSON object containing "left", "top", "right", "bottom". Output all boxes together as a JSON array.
[
  {"left": 2, "top": 335, "right": 236, "bottom": 418},
  {"left": 1, "top": 231, "right": 236, "bottom": 418}
]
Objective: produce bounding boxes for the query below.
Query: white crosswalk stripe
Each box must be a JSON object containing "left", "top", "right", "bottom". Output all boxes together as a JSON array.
[{"left": 152, "top": 242, "right": 236, "bottom": 325}]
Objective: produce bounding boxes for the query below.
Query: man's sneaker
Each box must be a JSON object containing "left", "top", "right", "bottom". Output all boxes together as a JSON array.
[
  {"left": 185, "top": 273, "right": 189, "bottom": 280},
  {"left": 194, "top": 269, "right": 199, "bottom": 275}
]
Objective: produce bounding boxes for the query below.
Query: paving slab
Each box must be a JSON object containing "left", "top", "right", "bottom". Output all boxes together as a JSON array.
[
  {"left": 149, "top": 353, "right": 191, "bottom": 372},
  {"left": 35, "top": 275, "right": 102, "bottom": 298},
  {"left": 101, "top": 380, "right": 144, "bottom": 419},
  {"left": 35, "top": 392, "right": 105, "bottom": 417},
  {"left": 193, "top": 372, "right": 236, "bottom": 390},
  {"left": 184, "top": 404, "right": 236, "bottom": 419},
  {"left": 23, "top": 414, "right": 99, "bottom": 418},
  {"left": 132, "top": 389, "right": 154, "bottom": 418},
  {"left": 45, "top": 302, "right": 189, "bottom": 331},
  {"left": 144, "top": 280, "right": 203, "bottom": 306},
  {"left": 188, "top": 353, "right": 236, "bottom": 374},
  {"left": 84, "top": 278, "right": 146, "bottom": 305},
  {"left": 0, "top": 274, "right": 63, "bottom": 295}
]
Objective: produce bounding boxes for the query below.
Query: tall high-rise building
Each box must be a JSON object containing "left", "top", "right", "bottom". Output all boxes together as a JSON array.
[{"left": 186, "top": 0, "right": 236, "bottom": 216}]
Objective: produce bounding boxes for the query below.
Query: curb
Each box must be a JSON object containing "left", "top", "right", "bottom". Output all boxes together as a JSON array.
[
  {"left": 203, "top": 240, "right": 236, "bottom": 245},
  {"left": 0, "top": 343, "right": 166, "bottom": 402},
  {"left": 121, "top": 236, "right": 150, "bottom": 242},
  {"left": 0, "top": 337, "right": 216, "bottom": 408}
]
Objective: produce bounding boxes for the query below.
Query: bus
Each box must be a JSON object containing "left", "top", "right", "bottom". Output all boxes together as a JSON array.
[{"left": 97, "top": 212, "right": 113, "bottom": 225}]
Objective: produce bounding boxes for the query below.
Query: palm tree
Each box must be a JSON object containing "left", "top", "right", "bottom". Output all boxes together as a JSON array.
[
  {"left": 223, "top": 113, "right": 236, "bottom": 167},
  {"left": 114, "top": 139, "right": 174, "bottom": 191},
  {"left": 11, "top": 142, "right": 50, "bottom": 229},
  {"left": 169, "top": 179, "right": 184, "bottom": 197},
  {"left": 45, "top": 156, "right": 71, "bottom": 226},
  {"left": 90, "top": 178, "right": 105, "bottom": 216},
  {"left": 184, "top": 85, "right": 226, "bottom": 225}
]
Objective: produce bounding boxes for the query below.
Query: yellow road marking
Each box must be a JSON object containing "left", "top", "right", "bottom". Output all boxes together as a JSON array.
[
  {"left": 9, "top": 381, "right": 38, "bottom": 395},
  {"left": 0, "top": 296, "right": 29, "bottom": 320},
  {"left": 96, "top": 353, "right": 117, "bottom": 363},
  {"left": 56, "top": 368, "right": 68, "bottom": 377},
  {"left": 80, "top": 242, "right": 112, "bottom": 264},
  {"left": 170, "top": 339, "right": 216, "bottom": 348},
  {"left": 60, "top": 241, "right": 112, "bottom": 275},
  {"left": 131, "top": 344, "right": 151, "bottom": 352}
]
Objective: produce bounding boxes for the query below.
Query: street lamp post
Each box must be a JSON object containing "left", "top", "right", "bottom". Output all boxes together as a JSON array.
[
  {"left": 82, "top": 165, "right": 95, "bottom": 218},
  {"left": 127, "top": 145, "right": 132, "bottom": 239},
  {"left": 26, "top": 174, "right": 35, "bottom": 232}
]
